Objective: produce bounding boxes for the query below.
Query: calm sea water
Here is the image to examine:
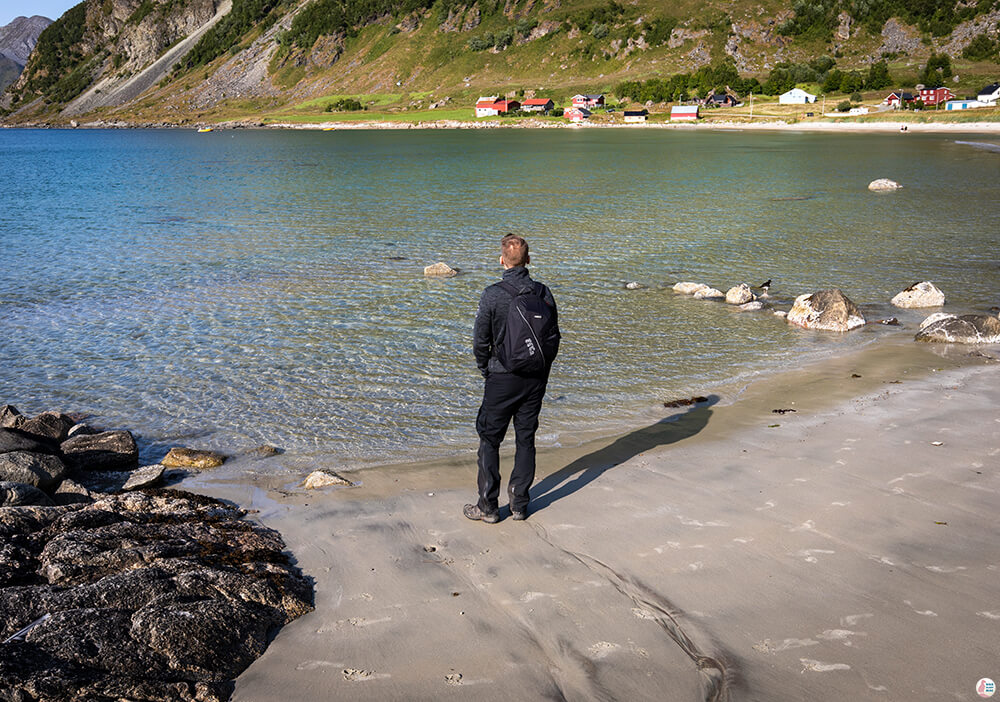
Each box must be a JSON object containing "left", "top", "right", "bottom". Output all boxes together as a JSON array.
[{"left": 1, "top": 128, "right": 998, "bottom": 468}]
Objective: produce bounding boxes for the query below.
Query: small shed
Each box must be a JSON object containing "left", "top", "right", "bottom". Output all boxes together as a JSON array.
[
  {"left": 945, "top": 99, "right": 984, "bottom": 110},
  {"left": 565, "top": 107, "right": 592, "bottom": 122},
  {"left": 623, "top": 110, "right": 648, "bottom": 123},
  {"left": 779, "top": 88, "right": 816, "bottom": 104},
  {"left": 670, "top": 105, "right": 699, "bottom": 121},
  {"left": 705, "top": 93, "right": 739, "bottom": 107}
]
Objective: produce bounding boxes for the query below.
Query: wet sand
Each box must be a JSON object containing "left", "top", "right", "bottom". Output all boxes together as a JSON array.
[{"left": 187, "top": 339, "right": 1000, "bottom": 701}]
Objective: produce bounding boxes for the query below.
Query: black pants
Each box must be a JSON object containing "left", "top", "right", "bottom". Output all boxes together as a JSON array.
[{"left": 476, "top": 372, "right": 548, "bottom": 514}]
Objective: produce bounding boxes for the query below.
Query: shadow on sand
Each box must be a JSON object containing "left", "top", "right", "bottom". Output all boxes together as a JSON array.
[{"left": 526, "top": 395, "right": 719, "bottom": 516}]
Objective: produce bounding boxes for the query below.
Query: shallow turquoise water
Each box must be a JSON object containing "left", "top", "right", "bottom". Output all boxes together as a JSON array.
[{"left": 1, "top": 128, "right": 998, "bottom": 466}]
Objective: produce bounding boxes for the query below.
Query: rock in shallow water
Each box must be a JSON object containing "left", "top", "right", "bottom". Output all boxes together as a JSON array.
[
  {"left": 868, "top": 178, "right": 901, "bottom": 191},
  {"left": 423, "top": 262, "right": 458, "bottom": 277},
  {"left": 725, "top": 283, "right": 755, "bottom": 305},
  {"left": 914, "top": 315, "right": 1000, "bottom": 344},
  {"left": 302, "top": 469, "right": 354, "bottom": 489},
  {"left": 891, "top": 281, "right": 945, "bottom": 308},
  {"left": 672, "top": 282, "right": 708, "bottom": 295},
  {"left": 0, "top": 489, "right": 313, "bottom": 701},
  {"left": 787, "top": 289, "right": 866, "bottom": 331},
  {"left": 162, "top": 448, "right": 226, "bottom": 469}
]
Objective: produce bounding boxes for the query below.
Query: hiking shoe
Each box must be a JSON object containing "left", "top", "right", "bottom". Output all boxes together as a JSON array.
[
  {"left": 463, "top": 504, "right": 500, "bottom": 524},
  {"left": 511, "top": 509, "right": 528, "bottom": 521}
]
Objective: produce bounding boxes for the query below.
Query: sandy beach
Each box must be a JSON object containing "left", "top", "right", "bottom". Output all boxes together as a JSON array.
[{"left": 183, "top": 338, "right": 1000, "bottom": 701}]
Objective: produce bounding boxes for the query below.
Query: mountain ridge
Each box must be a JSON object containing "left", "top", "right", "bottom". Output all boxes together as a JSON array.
[
  {"left": 2, "top": 0, "right": 998, "bottom": 124},
  {"left": 0, "top": 14, "right": 53, "bottom": 93}
]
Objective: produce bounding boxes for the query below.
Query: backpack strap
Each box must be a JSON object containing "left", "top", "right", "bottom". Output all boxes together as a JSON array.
[{"left": 499, "top": 280, "right": 540, "bottom": 298}]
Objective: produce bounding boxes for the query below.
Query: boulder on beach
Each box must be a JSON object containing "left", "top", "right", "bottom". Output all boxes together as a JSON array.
[
  {"left": 0, "top": 489, "right": 313, "bottom": 701},
  {"left": 919, "top": 312, "right": 956, "bottom": 330},
  {"left": 161, "top": 447, "right": 226, "bottom": 469},
  {"left": 302, "top": 469, "right": 354, "bottom": 489},
  {"left": 892, "top": 281, "right": 945, "bottom": 308},
  {"left": 122, "top": 464, "right": 166, "bottom": 491},
  {"left": 625, "top": 281, "right": 645, "bottom": 290},
  {"left": 53, "top": 478, "right": 94, "bottom": 505},
  {"left": 424, "top": 262, "right": 458, "bottom": 277},
  {"left": 0, "top": 480, "right": 56, "bottom": 507},
  {"left": 693, "top": 287, "right": 725, "bottom": 300},
  {"left": 17, "top": 412, "right": 76, "bottom": 442},
  {"left": 787, "top": 289, "right": 866, "bottom": 331},
  {"left": 914, "top": 315, "right": 1000, "bottom": 344},
  {"left": 868, "top": 178, "right": 901, "bottom": 191},
  {"left": 672, "top": 282, "right": 709, "bottom": 295},
  {"left": 60, "top": 430, "right": 139, "bottom": 472},
  {"left": 725, "top": 283, "right": 755, "bottom": 305},
  {"left": 0, "top": 451, "right": 66, "bottom": 491}
]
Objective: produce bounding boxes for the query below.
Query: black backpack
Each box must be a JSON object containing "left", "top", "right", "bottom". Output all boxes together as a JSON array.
[{"left": 498, "top": 281, "right": 560, "bottom": 374}]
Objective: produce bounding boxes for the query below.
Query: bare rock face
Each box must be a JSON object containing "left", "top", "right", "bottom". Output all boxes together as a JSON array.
[
  {"left": 725, "top": 283, "right": 755, "bottom": 305},
  {"left": 162, "top": 448, "right": 226, "bottom": 469},
  {"left": 672, "top": 282, "right": 708, "bottom": 295},
  {"left": 868, "top": 178, "right": 901, "bottom": 191},
  {"left": 0, "top": 451, "right": 66, "bottom": 490},
  {"left": 915, "top": 315, "right": 1000, "bottom": 344},
  {"left": 424, "top": 262, "right": 458, "bottom": 277},
  {"left": 891, "top": 281, "right": 946, "bottom": 308},
  {"left": 0, "top": 404, "right": 24, "bottom": 428},
  {"left": 787, "top": 289, "right": 866, "bottom": 331},
  {"left": 0, "top": 489, "right": 314, "bottom": 701},
  {"left": 61, "top": 430, "right": 139, "bottom": 472},
  {"left": 122, "top": 464, "right": 165, "bottom": 491}
]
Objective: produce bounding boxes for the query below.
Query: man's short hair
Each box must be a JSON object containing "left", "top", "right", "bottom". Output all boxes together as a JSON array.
[{"left": 501, "top": 234, "right": 529, "bottom": 267}]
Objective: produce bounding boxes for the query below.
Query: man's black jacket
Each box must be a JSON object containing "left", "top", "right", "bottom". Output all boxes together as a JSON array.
[{"left": 473, "top": 266, "right": 558, "bottom": 378}]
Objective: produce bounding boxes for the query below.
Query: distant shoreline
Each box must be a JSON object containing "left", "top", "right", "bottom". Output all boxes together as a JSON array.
[{"left": 5, "top": 118, "right": 1000, "bottom": 134}]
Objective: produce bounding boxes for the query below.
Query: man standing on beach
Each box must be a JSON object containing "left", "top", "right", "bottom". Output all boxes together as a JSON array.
[{"left": 464, "top": 234, "right": 560, "bottom": 524}]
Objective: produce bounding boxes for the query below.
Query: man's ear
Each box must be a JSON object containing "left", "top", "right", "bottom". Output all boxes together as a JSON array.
[
  {"left": 499, "top": 254, "right": 505, "bottom": 267},
  {"left": 525, "top": 253, "right": 530, "bottom": 265}
]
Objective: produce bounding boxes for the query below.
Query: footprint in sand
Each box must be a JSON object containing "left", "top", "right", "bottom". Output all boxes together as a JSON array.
[
  {"left": 343, "top": 668, "right": 375, "bottom": 681},
  {"left": 445, "top": 673, "right": 463, "bottom": 685},
  {"left": 588, "top": 641, "right": 621, "bottom": 659}
]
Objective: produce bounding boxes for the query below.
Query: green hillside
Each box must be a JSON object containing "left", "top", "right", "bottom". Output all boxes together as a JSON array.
[{"left": 2, "top": 0, "right": 998, "bottom": 124}]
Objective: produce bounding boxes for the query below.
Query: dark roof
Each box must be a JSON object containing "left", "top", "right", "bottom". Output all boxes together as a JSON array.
[
  {"left": 623, "top": 110, "right": 647, "bottom": 116},
  {"left": 979, "top": 82, "right": 1000, "bottom": 94}
]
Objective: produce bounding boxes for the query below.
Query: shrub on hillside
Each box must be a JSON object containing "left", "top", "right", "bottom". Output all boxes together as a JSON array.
[
  {"left": 963, "top": 34, "right": 998, "bottom": 61},
  {"left": 836, "top": 100, "right": 852, "bottom": 112}
]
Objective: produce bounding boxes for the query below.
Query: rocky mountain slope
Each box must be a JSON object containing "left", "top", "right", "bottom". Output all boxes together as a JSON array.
[
  {"left": 0, "top": 15, "right": 52, "bottom": 92},
  {"left": 2, "top": 0, "right": 998, "bottom": 124}
]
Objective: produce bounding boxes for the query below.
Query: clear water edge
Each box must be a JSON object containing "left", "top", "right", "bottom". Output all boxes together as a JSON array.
[{"left": 1, "top": 128, "right": 998, "bottom": 471}]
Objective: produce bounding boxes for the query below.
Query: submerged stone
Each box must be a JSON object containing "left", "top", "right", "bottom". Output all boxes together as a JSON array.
[
  {"left": 915, "top": 315, "right": 1000, "bottom": 344},
  {"left": 162, "top": 448, "right": 226, "bottom": 469}
]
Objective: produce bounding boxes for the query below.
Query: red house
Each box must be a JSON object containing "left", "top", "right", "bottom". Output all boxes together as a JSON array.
[
  {"left": 571, "top": 94, "right": 605, "bottom": 108},
  {"left": 884, "top": 91, "right": 915, "bottom": 107},
  {"left": 919, "top": 87, "right": 955, "bottom": 105}
]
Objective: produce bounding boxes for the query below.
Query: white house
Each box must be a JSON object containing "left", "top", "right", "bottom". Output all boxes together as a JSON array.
[
  {"left": 848, "top": 106, "right": 869, "bottom": 115},
  {"left": 977, "top": 82, "right": 1000, "bottom": 104},
  {"left": 779, "top": 88, "right": 816, "bottom": 104}
]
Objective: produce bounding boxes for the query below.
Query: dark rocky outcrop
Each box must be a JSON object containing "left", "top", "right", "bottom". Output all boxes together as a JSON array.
[
  {"left": 787, "top": 289, "right": 866, "bottom": 331},
  {"left": 0, "top": 490, "right": 314, "bottom": 701},
  {"left": 0, "top": 427, "right": 61, "bottom": 456},
  {"left": 61, "top": 430, "right": 139, "bottom": 472},
  {"left": 0, "top": 481, "right": 56, "bottom": 507},
  {"left": 915, "top": 315, "right": 1000, "bottom": 344},
  {"left": 0, "top": 450, "right": 67, "bottom": 490},
  {"left": 18, "top": 411, "right": 77, "bottom": 442}
]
